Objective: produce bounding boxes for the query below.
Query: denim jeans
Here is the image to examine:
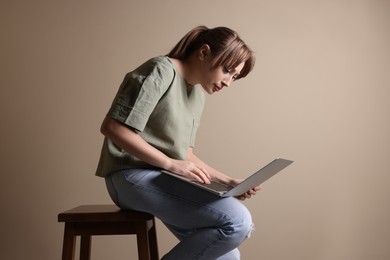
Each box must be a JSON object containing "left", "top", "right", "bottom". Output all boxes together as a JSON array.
[{"left": 105, "top": 168, "right": 253, "bottom": 260}]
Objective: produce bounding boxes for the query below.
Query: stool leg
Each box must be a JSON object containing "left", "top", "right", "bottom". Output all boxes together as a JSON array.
[
  {"left": 62, "top": 223, "right": 76, "bottom": 260},
  {"left": 136, "top": 223, "right": 151, "bottom": 260},
  {"left": 148, "top": 219, "right": 159, "bottom": 260},
  {"left": 80, "top": 235, "right": 91, "bottom": 260}
]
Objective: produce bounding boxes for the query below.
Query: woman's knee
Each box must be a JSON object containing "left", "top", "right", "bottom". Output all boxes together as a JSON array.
[
  {"left": 234, "top": 206, "right": 253, "bottom": 240},
  {"left": 222, "top": 202, "right": 253, "bottom": 244}
]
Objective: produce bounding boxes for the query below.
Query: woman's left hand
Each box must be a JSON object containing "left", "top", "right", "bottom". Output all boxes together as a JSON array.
[{"left": 230, "top": 179, "right": 262, "bottom": 201}]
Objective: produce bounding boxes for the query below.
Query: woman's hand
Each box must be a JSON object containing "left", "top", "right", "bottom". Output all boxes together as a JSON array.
[
  {"left": 167, "top": 159, "right": 211, "bottom": 184},
  {"left": 229, "top": 179, "right": 262, "bottom": 201}
]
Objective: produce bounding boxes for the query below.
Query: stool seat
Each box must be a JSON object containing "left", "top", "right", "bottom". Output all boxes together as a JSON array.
[{"left": 58, "top": 205, "right": 159, "bottom": 260}]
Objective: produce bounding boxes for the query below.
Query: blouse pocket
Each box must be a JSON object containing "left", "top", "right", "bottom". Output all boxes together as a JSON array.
[{"left": 189, "top": 119, "right": 200, "bottom": 147}]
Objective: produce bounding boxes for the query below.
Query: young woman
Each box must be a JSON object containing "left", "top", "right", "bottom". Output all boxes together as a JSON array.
[{"left": 96, "top": 25, "right": 259, "bottom": 259}]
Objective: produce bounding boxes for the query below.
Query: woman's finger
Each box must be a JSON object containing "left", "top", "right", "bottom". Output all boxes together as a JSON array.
[{"left": 187, "top": 165, "right": 210, "bottom": 184}]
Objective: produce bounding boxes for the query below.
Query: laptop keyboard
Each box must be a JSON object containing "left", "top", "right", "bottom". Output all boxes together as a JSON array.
[{"left": 195, "top": 180, "right": 233, "bottom": 192}]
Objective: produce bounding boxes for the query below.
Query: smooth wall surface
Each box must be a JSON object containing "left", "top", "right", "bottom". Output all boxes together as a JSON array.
[{"left": 1, "top": 1, "right": 389, "bottom": 259}]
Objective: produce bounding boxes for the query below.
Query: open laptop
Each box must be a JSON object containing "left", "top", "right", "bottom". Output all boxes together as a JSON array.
[{"left": 162, "top": 158, "right": 293, "bottom": 197}]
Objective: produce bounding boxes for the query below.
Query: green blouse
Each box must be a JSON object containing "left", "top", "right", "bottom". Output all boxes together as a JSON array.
[{"left": 96, "top": 56, "right": 205, "bottom": 177}]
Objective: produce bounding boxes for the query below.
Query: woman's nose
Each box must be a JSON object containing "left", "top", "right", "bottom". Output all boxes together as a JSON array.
[{"left": 222, "top": 77, "right": 233, "bottom": 87}]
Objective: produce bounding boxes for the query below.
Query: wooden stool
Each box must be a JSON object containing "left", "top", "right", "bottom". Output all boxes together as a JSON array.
[{"left": 58, "top": 205, "right": 159, "bottom": 260}]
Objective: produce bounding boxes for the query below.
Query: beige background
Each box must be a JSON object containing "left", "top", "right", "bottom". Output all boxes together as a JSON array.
[{"left": 1, "top": 0, "right": 389, "bottom": 259}]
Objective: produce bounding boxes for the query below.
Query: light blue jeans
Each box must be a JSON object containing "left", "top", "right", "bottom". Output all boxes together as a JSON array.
[{"left": 105, "top": 168, "right": 253, "bottom": 260}]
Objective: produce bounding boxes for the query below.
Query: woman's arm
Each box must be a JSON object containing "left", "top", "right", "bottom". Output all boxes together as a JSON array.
[{"left": 100, "top": 116, "right": 211, "bottom": 183}]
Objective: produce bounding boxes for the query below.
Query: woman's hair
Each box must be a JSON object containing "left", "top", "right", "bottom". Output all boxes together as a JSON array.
[{"left": 168, "top": 25, "right": 255, "bottom": 80}]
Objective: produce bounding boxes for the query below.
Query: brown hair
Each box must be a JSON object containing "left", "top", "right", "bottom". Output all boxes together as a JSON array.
[{"left": 168, "top": 26, "right": 255, "bottom": 80}]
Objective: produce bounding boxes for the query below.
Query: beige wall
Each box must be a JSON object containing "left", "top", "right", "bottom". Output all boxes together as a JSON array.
[{"left": 1, "top": 0, "right": 389, "bottom": 259}]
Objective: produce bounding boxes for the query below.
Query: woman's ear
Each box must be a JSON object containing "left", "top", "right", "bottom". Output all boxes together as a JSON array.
[{"left": 199, "top": 44, "right": 211, "bottom": 61}]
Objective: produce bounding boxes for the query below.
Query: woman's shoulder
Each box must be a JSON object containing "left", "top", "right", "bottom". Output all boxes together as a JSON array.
[
  {"left": 143, "top": 56, "right": 174, "bottom": 70},
  {"left": 148, "top": 55, "right": 172, "bottom": 64},
  {"left": 134, "top": 56, "right": 176, "bottom": 79}
]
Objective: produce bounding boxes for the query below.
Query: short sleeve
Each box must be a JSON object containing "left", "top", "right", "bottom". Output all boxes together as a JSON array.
[{"left": 108, "top": 58, "right": 175, "bottom": 132}]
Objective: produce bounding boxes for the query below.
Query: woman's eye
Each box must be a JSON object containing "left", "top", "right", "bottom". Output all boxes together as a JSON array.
[{"left": 223, "top": 66, "right": 238, "bottom": 80}]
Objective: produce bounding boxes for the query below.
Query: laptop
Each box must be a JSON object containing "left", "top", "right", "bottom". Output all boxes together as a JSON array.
[{"left": 161, "top": 158, "right": 293, "bottom": 197}]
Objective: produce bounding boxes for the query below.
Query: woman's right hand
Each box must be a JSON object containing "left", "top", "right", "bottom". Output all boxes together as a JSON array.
[{"left": 167, "top": 159, "right": 211, "bottom": 184}]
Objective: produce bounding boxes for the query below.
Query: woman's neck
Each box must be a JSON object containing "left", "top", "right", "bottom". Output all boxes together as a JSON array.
[{"left": 169, "top": 57, "right": 199, "bottom": 86}]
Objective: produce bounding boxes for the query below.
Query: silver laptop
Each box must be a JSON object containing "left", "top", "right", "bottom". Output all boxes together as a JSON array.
[{"left": 162, "top": 158, "right": 293, "bottom": 197}]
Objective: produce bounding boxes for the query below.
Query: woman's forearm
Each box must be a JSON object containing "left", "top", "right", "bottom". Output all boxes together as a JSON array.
[{"left": 101, "top": 116, "right": 212, "bottom": 183}]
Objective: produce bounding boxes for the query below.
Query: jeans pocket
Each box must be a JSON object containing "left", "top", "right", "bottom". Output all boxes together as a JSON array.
[{"left": 120, "top": 168, "right": 156, "bottom": 184}]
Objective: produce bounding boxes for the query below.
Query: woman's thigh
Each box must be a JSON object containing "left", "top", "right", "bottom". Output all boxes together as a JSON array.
[{"left": 106, "top": 168, "right": 251, "bottom": 231}]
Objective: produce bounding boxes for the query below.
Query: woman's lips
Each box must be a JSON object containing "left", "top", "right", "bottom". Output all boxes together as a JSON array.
[{"left": 213, "top": 85, "right": 222, "bottom": 92}]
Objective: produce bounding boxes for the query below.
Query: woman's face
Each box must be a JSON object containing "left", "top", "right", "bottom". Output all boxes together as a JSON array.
[{"left": 199, "top": 60, "right": 245, "bottom": 94}]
